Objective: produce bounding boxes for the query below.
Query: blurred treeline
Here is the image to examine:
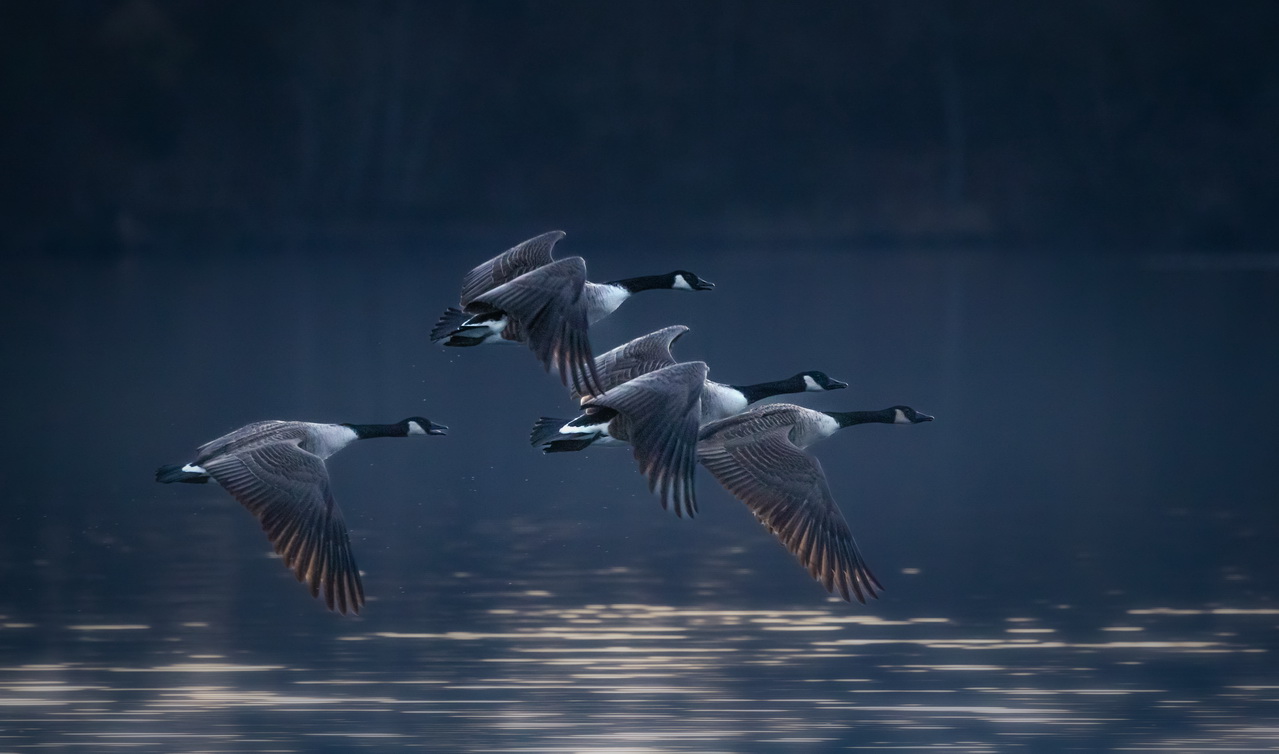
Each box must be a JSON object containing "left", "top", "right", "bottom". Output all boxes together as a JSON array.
[{"left": 3, "top": 1, "right": 1276, "bottom": 256}]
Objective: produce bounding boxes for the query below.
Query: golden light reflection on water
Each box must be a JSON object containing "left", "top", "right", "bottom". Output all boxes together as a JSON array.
[{"left": 0, "top": 603, "right": 1274, "bottom": 750}]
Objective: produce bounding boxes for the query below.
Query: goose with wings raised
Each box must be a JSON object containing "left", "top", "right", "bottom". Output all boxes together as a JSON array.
[
  {"left": 156, "top": 417, "right": 446, "bottom": 614},
  {"left": 531, "top": 324, "right": 848, "bottom": 450},
  {"left": 430, "top": 231, "right": 714, "bottom": 396},
  {"left": 539, "top": 360, "right": 709, "bottom": 518},
  {"left": 697, "top": 403, "right": 932, "bottom": 603}
]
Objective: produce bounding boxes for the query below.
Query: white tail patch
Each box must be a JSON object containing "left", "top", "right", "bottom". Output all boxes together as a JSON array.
[
  {"left": 181, "top": 463, "right": 208, "bottom": 474},
  {"left": 456, "top": 315, "right": 512, "bottom": 344},
  {"left": 561, "top": 420, "right": 610, "bottom": 436}
]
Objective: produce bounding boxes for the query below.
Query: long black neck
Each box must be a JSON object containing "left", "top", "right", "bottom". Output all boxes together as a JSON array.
[
  {"left": 607, "top": 274, "right": 670, "bottom": 293},
  {"left": 823, "top": 409, "right": 895, "bottom": 428},
  {"left": 729, "top": 376, "right": 803, "bottom": 404},
  {"left": 342, "top": 422, "right": 407, "bottom": 439}
]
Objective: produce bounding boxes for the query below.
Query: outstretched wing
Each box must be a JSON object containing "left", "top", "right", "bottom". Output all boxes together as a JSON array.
[
  {"left": 459, "top": 230, "right": 566, "bottom": 307},
  {"left": 697, "top": 414, "right": 882, "bottom": 603},
  {"left": 587, "top": 361, "right": 708, "bottom": 518},
  {"left": 472, "top": 256, "right": 602, "bottom": 396},
  {"left": 201, "top": 441, "right": 365, "bottom": 615},
  {"left": 570, "top": 325, "right": 689, "bottom": 403},
  {"left": 195, "top": 421, "right": 288, "bottom": 462}
]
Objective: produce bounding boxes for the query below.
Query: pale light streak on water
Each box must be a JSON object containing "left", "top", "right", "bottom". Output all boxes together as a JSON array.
[{"left": 2, "top": 591, "right": 1278, "bottom": 751}]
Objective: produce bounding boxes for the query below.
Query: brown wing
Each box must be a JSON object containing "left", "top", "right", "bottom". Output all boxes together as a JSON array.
[
  {"left": 587, "top": 361, "right": 707, "bottom": 518},
  {"left": 471, "top": 256, "right": 602, "bottom": 395},
  {"left": 195, "top": 420, "right": 290, "bottom": 462},
  {"left": 458, "top": 230, "right": 566, "bottom": 307},
  {"left": 202, "top": 442, "right": 365, "bottom": 615},
  {"left": 569, "top": 325, "right": 688, "bottom": 403},
  {"left": 697, "top": 421, "right": 882, "bottom": 603}
]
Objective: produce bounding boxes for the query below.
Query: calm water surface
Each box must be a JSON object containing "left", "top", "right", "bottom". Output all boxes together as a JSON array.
[
  {"left": 4, "top": 558, "right": 1279, "bottom": 751},
  {"left": 3, "top": 246, "right": 1278, "bottom": 750}
]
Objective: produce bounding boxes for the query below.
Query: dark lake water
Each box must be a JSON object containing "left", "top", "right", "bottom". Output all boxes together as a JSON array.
[
  {"left": 4, "top": 568, "right": 1279, "bottom": 751},
  {"left": 2, "top": 242, "right": 1278, "bottom": 750}
]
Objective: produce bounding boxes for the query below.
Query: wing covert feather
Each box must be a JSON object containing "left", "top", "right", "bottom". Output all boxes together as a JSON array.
[
  {"left": 202, "top": 442, "right": 366, "bottom": 614},
  {"left": 472, "top": 257, "right": 602, "bottom": 395},
  {"left": 698, "top": 418, "right": 882, "bottom": 603},
  {"left": 588, "top": 361, "right": 707, "bottom": 517},
  {"left": 570, "top": 325, "right": 688, "bottom": 402},
  {"left": 459, "top": 230, "right": 566, "bottom": 306}
]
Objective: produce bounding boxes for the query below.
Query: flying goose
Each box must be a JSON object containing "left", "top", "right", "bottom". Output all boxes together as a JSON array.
[
  {"left": 541, "top": 361, "right": 708, "bottom": 518},
  {"left": 531, "top": 325, "right": 848, "bottom": 448},
  {"left": 155, "top": 417, "right": 447, "bottom": 614},
  {"left": 697, "top": 403, "right": 933, "bottom": 603},
  {"left": 429, "top": 231, "right": 714, "bottom": 396}
]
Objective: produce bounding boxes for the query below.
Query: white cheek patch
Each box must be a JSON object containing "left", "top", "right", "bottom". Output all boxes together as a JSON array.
[
  {"left": 672, "top": 274, "right": 693, "bottom": 291},
  {"left": 893, "top": 409, "right": 911, "bottom": 424},
  {"left": 407, "top": 423, "right": 427, "bottom": 435},
  {"left": 803, "top": 375, "right": 821, "bottom": 391},
  {"left": 181, "top": 463, "right": 208, "bottom": 474}
]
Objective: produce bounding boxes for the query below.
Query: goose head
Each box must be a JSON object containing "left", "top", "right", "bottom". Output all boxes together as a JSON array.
[
  {"left": 889, "top": 406, "right": 934, "bottom": 424},
  {"left": 668, "top": 270, "right": 716, "bottom": 291},
  {"left": 797, "top": 371, "right": 848, "bottom": 392},
  {"left": 404, "top": 417, "right": 449, "bottom": 436}
]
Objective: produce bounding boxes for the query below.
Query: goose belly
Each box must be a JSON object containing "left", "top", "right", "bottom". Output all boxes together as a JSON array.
[
  {"left": 700, "top": 383, "right": 750, "bottom": 423},
  {"left": 583, "top": 283, "right": 632, "bottom": 324},
  {"left": 307, "top": 424, "right": 360, "bottom": 458},
  {"left": 793, "top": 412, "right": 841, "bottom": 448}
]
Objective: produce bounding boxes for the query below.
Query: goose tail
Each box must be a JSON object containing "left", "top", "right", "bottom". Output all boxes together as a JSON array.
[
  {"left": 430, "top": 307, "right": 470, "bottom": 342},
  {"left": 542, "top": 436, "right": 598, "bottom": 453},
  {"left": 529, "top": 417, "right": 569, "bottom": 447},
  {"left": 156, "top": 463, "right": 210, "bottom": 484}
]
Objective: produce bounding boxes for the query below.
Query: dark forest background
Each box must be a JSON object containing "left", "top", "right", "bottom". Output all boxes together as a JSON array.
[{"left": 5, "top": 0, "right": 1278, "bottom": 258}]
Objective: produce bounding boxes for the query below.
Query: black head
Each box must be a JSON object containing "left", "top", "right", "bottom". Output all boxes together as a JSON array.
[
  {"left": 402, "top": 417, "right": 448, "bottom": 436},
  {"left": 668, "top": 270, "right": 716, "bottom": 291},
  {"left": 796, "top": 371, "right": 848, "bottom": 392},
  {"left": 888, "top": 406, "right": 934, "bottom": 424}
]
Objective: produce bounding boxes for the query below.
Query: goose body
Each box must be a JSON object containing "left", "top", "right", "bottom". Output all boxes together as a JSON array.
[
  {"left": 156, "top": 417, "right": 447, "bottom": 614},
  {"left": 545, "top": 361, "right": 709, "bottom": 518},
  {"left": 697, "top": 403, "right": 932, "bottom": 603},
  {"left": 430, "top": 231, "right": 714, "bottom": 396},
  {"left": 700, "top": 369, "right": 847, "bottom": 423}
]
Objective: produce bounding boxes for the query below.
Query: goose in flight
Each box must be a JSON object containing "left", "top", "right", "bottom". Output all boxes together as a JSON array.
[
  {"left": 697, "top": 403, "right": 932, "bottom": 603},
  {"left": 156, "top": 417, "right": 447, "bottom": 614},
  {"left": 540, "top": 361, "right": 709, "bottom": 518},
  {"left": 531, "top": 325, "right": 847, "bottom": 450},
  {"left": 430, "top": 231, "right": 714, "bottom": 396}
]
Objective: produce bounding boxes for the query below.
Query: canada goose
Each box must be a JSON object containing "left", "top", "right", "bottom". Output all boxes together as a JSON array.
[
  {"left": 540, "top": 361, "right": 708, "bottom": 518},
  {"left": 697, "top": 403, "right": 932, "bottom": 603},
  {"left": 155, "top": 417, "right": 447, "bottom": 614},
  {"left": 532, "top": 325, "right": 848, "bottom": 447},
  {"left": 429, "top": 231, "right": 714, "bottom": 395}
]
